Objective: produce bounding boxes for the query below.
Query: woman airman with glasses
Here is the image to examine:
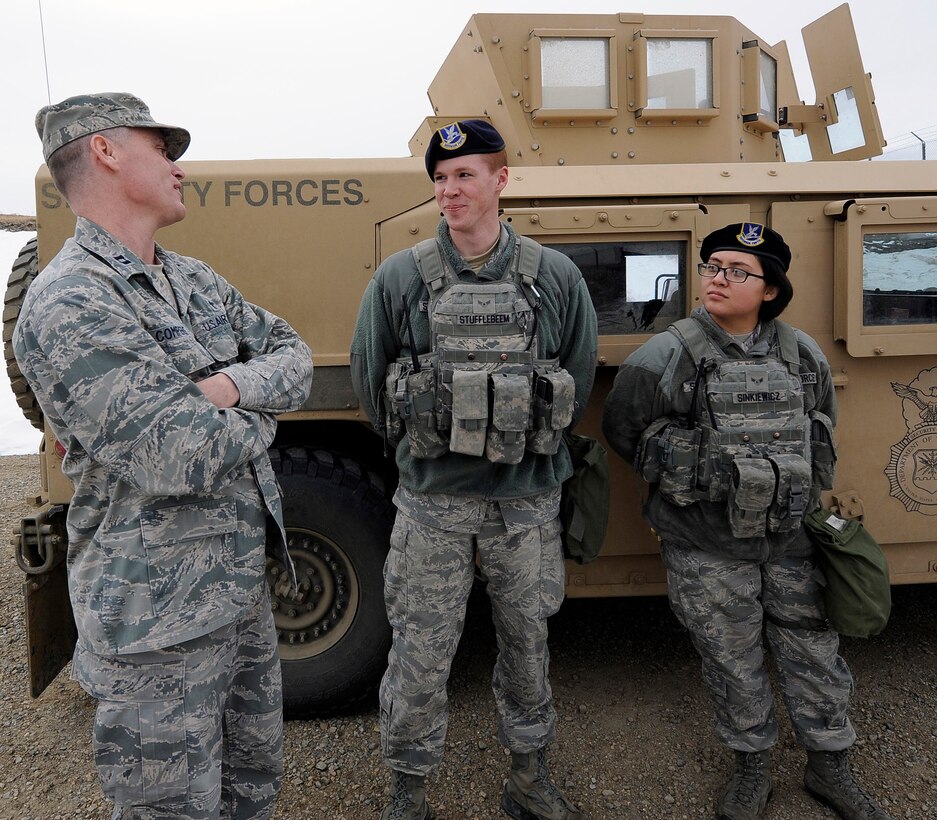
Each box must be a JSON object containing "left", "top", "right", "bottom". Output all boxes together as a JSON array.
[{"left": 601, "top": 223, "right": 891, "bottom": 820}]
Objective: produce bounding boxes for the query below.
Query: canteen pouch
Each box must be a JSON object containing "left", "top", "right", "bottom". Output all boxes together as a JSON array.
[
  {"left": 450, "top": 369, "right": 489, "bottom": 456},
  {"left": 809, "top": 409, "right": 837, "bottom": 492},
  {"left": 486, "top": 373, "right": 530, "bottom": 464},
  {"left": 728, "top": 458, "right": 775, "bottom": 538},
  {"left": 656, "top": 425, "right": 701, "bottom": 506},
  {"left": 383, "top": 362, "right": 407, "bottom": 447},
  {"left": 404, "top": 368, "right": 448, "bottom": 459},
  {"left": 767, "top": 453, "right": 812, "bottom": 532},
  {"left": 527, "top": 367, "right": 576, "bottom": 455}
]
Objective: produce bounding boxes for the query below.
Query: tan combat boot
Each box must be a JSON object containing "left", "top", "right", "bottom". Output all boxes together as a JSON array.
[
  {"left": 716, "top": 750, "right": 773, "bottom": 820},
  {"left": 804, "top": 750, "right": 893, "bottom": 820},
  {"left": 500, "top": 747, "right": 587, "bottom": 819},
  {"left": 380, "top": 770, "right": 435, "bottom": 820}
]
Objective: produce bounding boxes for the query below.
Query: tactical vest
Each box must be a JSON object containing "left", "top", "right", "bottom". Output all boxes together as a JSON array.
[
  {"left": 384, "top": 235, "right": 575, "bottom": 464},
  {"left": 637, "top": 318, "right": 836, "bottom": 538}
]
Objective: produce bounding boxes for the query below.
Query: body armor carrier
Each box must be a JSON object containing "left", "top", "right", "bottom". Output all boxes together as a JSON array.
[
  {"left": 384, "top": 236, "right": 575, "bottom": 464},
  {"left": 637, "top": 318, "right": 836, "bottom": 538}
]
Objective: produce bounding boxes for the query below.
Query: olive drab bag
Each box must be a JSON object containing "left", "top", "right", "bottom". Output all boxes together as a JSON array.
[
  {"left": 804, "top": 507, "right": 891, "bottom": 638},
  {"left": 560, "top": 432, "right": 610, "bottom": 564}
]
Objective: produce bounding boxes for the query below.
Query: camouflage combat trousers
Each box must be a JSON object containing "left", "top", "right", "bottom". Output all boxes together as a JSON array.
[
  {"left": 380, "top": 490, "right": 566, "bottom": 775},
  {"left": 662, "top": 540, "right": 856, "bottom": 753},
  {"left": 72, "top": 592, "right": 283, "bottom": 819}
]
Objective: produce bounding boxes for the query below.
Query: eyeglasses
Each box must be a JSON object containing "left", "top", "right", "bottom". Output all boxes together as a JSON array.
[{"left": 697, "top": 263, "right": 765, "bottom": 284}]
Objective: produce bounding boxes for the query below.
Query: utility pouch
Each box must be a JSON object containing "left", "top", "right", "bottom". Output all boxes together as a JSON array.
[
  {"left": 634, "top": 417, "right": 673, "bottom": 484},
  {"left": 767, "top": 453, "right": 812, "bottom": 532},
  {"left": 404, "top": 368, "right": 448, "bottom": 459},
  {"left": 486, "top": 373, "right": 530, "bottom": 464},
  {"left": 728, "top": 457, "right": 775, "bottom": 538},
  {"left": 383, "top": 362, "right": 408, "bottom": 447},
  {"left": 527, "top": 367, "right": 576, "bottom": 455},
  {"left": 809, "top": 410, "right": 837, "bottom": 492},
  {"left": 449, "top": 369, "right": 489, "bottom": 456},
  {"left": 656, "top": 426, "right": 701, "bottom": 506}
]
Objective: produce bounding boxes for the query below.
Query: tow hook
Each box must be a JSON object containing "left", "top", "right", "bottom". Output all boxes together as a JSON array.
[{"left": 13, "top": 506, "right": 66, "bottom": 575}]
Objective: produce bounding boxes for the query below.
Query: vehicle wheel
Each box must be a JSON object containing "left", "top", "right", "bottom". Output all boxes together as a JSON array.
[
  {"left": 269, "top": 446, "right": 394, "bottom": 717},
  {"left": 3, "top": 237, "right": 43, "bottom": 429}
]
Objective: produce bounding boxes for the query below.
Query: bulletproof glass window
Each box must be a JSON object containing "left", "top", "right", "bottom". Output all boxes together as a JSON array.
[
  {"left": 546, "top": 240, "right": 685, "bottom": 335},
  {"left": 827, "top": 87, "right": 865, "bottom": 154},
  {"left": 863, "top": 231, "right": 937, "bottom": 326},
  {"left": 646, "top": 38, "right": 713, "bottom": 109},
  {"left": 540, "top": 37, "right": 611, "bottom": 110},
  {"left": 779, "top": 129, "right": 813, "bottom": 162},
  {"left": 758, "top": 51, "right": 777, "bottom": 120}
]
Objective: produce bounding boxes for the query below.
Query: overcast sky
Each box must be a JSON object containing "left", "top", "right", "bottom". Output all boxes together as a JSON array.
[
  {"left": 2, "top": 0, "right": 936, "bottom": 217},
  {"left": 2, "top": 0, "right": 936, "bottom": 453}
]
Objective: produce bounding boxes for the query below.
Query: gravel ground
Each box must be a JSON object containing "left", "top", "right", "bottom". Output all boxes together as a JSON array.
[{"left": 1, "top": 453, "right": 936, "bottom": 819}]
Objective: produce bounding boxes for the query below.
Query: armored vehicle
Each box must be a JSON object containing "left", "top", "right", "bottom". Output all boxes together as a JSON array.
[{"left": 7, "top": 4, "right": 937, "bottom": 717}]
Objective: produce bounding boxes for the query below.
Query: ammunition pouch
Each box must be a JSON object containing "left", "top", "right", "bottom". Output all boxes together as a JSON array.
[
  {"left": 767, "top": 453, "right": 811, "bottom": 532},
  {"left": 728, "top": 457, "right": 775, "bottom": 538},
  {"left": 637, "top": 421, "right": 701, "bottom": 507},
  {"left": 450, "top": 368, "right": 489, "bottom": 456},
  {"left": 486, "top": 373, "right": 531, "bottom": 464},
  {"left": 382, "top": 355, "right": 448, "bottom": 459},
  {"left": 527, "top": 360, "right": 576, "bottom": 455}
]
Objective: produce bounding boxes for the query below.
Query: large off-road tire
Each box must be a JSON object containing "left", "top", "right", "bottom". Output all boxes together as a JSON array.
[
  {"left": 3, "top": 237, "right": 43, "bottom": 429},
  {"left": 269, "top": 446, "right": 394, "bottom": 718}
]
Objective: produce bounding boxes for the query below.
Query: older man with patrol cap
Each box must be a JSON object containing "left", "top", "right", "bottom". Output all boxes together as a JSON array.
[
  {"left": 14, "top": 93, "right": 313, "bottom": 819},
  {"left": 351, "top": 119, "right": 598, "bottom": 819}
]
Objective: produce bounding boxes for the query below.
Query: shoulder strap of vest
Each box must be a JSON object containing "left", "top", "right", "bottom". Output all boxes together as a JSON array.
[
  {"left": 411, "top": 238, "right": 448, "bottom": 294},
  {"left": 667, "top": 317, "right": 712, "bottom": 366},
  {"left": 772, "top": 319, "right": 801, "bottom": 374},
  {"left": 516, "top": 234, "right": 542, "bottom": 288}
]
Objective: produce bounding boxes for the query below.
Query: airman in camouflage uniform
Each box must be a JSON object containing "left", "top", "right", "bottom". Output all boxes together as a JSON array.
[
  {"left": 602, "top": 223, "right": 891, "bottom": 820},
  {"left": 350, "top": 120, "right": 597, "bottom": 819},
  {"left": 14, "top": 92, "right": 313, "bottom": 819}
]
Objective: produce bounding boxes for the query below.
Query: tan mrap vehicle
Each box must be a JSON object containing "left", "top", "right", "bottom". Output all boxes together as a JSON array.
[{"left": 6, "top": 4, "right": 937, "bottom": 717}]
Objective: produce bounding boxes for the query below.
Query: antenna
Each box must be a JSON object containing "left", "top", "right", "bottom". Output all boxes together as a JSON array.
[{"left": 38, "top": 0, "right": 51, "bottom": 104}]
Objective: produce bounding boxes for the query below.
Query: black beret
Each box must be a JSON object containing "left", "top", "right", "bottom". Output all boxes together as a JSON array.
[
  {"left": 424, "top": 119, "right": 506, "bottom": 179},
  {"left": 700, "top": 222, "right": 792, "bottom": 272}
]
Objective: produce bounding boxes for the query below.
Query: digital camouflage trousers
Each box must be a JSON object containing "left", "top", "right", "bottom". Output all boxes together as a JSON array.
[
  {"left": 72, "top": 592, "right": 283, "bottom": 819},
  {"left": 380, "top": 494, "right": 565, "bottom": 776},
  {"left": 662, "top": 540, "right": 856, "bottom": 753}
]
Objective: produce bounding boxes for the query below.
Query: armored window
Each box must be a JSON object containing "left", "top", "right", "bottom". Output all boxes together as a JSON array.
[
  {"left": 645, "top": 38, "right": 712, "bottom": 109},
  {"left": 541, "top": 38, "right": 610, "bottom": 109},
  {"left": 627, "top": 31, "right": 720, "bottom": 122},
  {"left": 526, "top": 29, "right": 618, "bottom": 121},
  {"left": 862, "top": 232, "right": 937, "bottom": 326},
  {"left": 827, "top": 87, "right": 865, "bottom": 154},
  {"left": 546, "top": 240, "right": 685, "bottom": 336},
  {"left": 830, "top": 196, "right": 937, "bottom": 356},
  {"left": 740, "top": 41, "right": 779, "bottom": 133}
]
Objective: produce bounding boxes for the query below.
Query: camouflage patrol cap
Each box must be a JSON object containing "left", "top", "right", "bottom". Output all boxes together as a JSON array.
[
  {"left": 701, "top": 222, "right": 792, "bottom": 272},
  {"left": 424, "top": 119, "right": 506, "bottom": 179},
  {"left": 35, "top": 92, "right": 191, "bottom": 163}
]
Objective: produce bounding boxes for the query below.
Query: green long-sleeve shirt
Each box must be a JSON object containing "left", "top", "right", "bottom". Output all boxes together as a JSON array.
[{"left": 350, "top": 222, "right": 598, "bottom": 500}]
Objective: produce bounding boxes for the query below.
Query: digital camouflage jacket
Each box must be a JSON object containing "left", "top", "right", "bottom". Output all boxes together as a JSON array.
[{"left": 13, "top": 217, "right": 313, "bottom": 655}]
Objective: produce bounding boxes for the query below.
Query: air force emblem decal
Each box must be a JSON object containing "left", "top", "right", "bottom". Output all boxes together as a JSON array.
[
  {"left": 885, "top": 366, "right": 937, "bottom": 515},
  {"left": 438, "top": 123, "right": 467, "bottom": 151}
]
